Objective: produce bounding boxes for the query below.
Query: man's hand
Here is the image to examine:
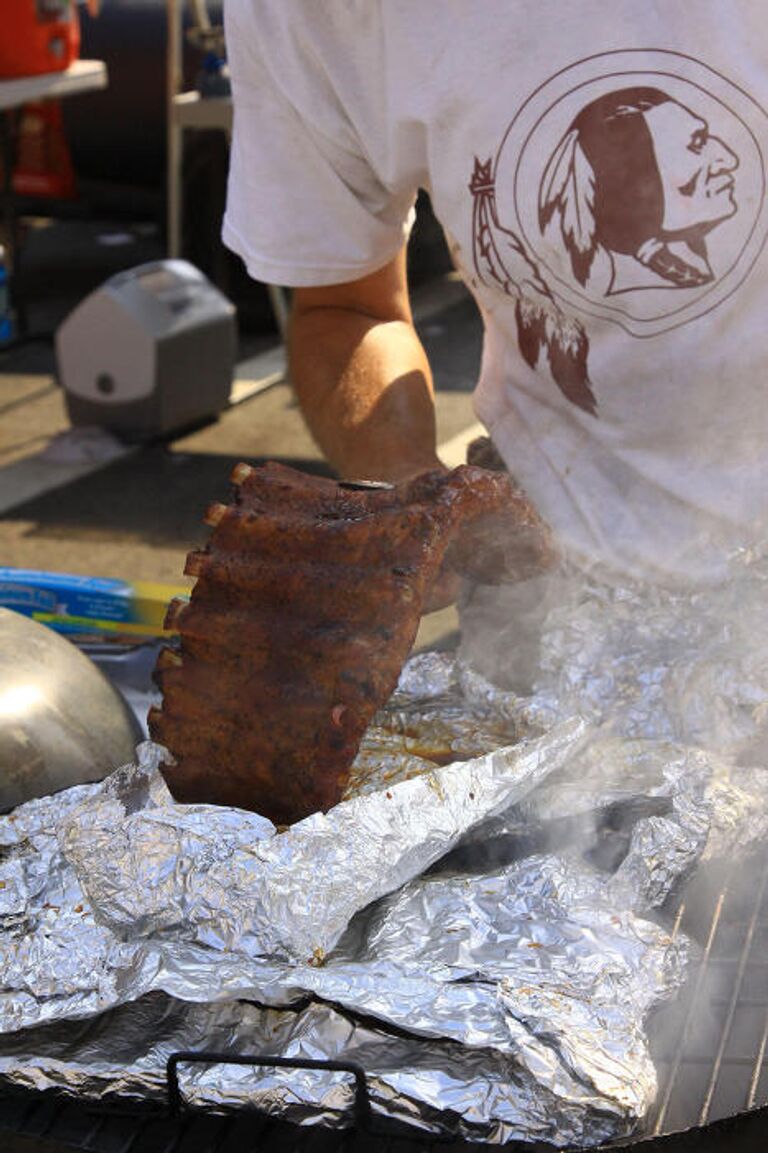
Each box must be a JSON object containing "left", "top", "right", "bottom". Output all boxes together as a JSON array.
[{"left": 289, "top": 248, "right": 445, "bottom": 484}]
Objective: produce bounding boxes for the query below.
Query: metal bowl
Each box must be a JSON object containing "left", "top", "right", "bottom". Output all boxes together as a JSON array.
[{"left": 0, "top": 608, "right": 141, "bottom": 811}]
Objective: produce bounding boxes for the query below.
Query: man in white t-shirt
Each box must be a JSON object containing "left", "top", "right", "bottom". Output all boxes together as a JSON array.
[{"left": 222, "top": 1, "right": 768, "bottom": 593}]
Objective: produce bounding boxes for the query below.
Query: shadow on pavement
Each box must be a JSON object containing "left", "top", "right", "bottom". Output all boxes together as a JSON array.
[{"left": 3, "top": 447, "right": 336, "bottom": 549}]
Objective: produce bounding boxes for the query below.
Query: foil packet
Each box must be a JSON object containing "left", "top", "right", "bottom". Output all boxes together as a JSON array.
[
  {"left": 0, "top": 845, "right": 689, "bottom": 1147},
  {"left": 0, "top": 706, "right": 691, "bottom": 1147},
  {"left": 1, "top": 718, "right": 586, "bottom": 1035}
]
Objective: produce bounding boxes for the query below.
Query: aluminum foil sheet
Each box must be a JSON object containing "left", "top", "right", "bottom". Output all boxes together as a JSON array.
[
  {"left": 63, "top": 718, "right": 584, "bottom": 964},
  {"left": 1, "top": 721, "right": 587, "bottom": 1032},
  {"left": 453, "top": 547, "right": 768, "bottom": 910},
  {"left": 0, "top": 846, "right": 689, "bottom": 1147},
  {"left": 484, "top": 550, "right": 768, "bottom": 758},
  {"left": 459, "top": 730, "right": 768, "bottom": 910},
  {"left": 3, "top": 546, "right": 768, "bottom": 1145},
  {"left": 0, "top": 710, "right": 692, "bottom": 1146},
  {"left": 0, "top": 991, "right": 647, "bottom": 1146}
]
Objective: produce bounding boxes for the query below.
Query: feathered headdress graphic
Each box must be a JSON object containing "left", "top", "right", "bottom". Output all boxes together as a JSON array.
[
  {"left": 470, "top": 157, "right": 596, "bottom": 415},
  {"left": 538, "top": 129, "right": 599, "bottom": 287}
]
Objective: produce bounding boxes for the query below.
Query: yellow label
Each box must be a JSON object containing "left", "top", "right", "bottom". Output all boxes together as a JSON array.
[{"left": 33, "top": 612, "right": 180, "bottom": 637}]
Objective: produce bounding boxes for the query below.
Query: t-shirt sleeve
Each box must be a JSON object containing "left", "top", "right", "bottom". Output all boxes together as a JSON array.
[{"left": 222, "top": 2, "right": 416, "bottom": 287}]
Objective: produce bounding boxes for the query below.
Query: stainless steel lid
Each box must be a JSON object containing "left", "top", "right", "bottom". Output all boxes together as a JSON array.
[{"left": 0, "top": 608, "right": 141, "bottom": 811}]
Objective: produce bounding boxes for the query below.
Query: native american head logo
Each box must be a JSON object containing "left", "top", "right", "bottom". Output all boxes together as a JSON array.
[
  {"left": 470, "top": 52, "right": 768, "bottom": 416},
  {"left": 540, "top": 87, "right": 738, "bottom": 293}
]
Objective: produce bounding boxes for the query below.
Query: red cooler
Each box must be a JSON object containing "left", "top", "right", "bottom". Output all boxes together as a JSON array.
[{"left": 0, "top": 1, "right": 81, "bottom": 80}]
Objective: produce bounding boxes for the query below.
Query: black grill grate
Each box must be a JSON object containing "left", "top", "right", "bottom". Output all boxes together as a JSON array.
[{"left": 2, "top": 848, "right": 767, "bottom": 1153}]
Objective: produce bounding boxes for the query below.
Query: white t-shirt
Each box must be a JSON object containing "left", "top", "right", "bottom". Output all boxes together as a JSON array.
[{"left": 223, "top": 1, "right": 768, "bottom": 584}]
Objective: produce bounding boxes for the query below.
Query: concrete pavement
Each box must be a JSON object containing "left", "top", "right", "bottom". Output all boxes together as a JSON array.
[{"left": 0, "top": 272, "right": 485, "bottom": 649}]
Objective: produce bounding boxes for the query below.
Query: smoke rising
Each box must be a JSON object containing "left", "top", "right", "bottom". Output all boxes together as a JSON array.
[{"left": 448, "top": 542, "right": 768, "bottom": 1125}]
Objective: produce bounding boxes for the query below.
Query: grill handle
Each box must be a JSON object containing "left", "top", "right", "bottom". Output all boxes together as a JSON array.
[{"left": 166, "top": 1049, "right": 373, "bottom": 1130}]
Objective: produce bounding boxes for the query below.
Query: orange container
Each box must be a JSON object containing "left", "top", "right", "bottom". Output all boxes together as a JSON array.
[
  {"left": 0, "top": 1, "right": 80, "bottom": 80},
  {"left": 12, "top": 101, "right": 77, "bottom": 198}
]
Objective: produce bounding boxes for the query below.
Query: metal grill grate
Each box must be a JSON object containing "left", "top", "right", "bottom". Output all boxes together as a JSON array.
[{"left": 644, "top": 846, "right": 768, "bottom": 1137}]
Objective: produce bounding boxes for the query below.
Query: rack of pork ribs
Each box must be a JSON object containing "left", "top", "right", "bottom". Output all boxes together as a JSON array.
[{"left": 148, "top": 461, "right": 553, "bottom": 826}]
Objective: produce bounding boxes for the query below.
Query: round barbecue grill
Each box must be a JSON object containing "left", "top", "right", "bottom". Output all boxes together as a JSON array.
[
  {"left": 1, "top": 843, "right": 766, "bottom": 1153},
  {"left": 2, "top": 614, "right": 767, "bottom": 1153}
]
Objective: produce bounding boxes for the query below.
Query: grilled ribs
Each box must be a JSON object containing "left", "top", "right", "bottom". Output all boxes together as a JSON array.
[{"left": 148, "top": 461, "right": 552, "bottom": 825}]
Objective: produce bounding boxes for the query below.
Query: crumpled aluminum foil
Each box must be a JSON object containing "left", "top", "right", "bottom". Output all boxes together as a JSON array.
[
  {"left": 3, "top": 547, "right": 768, "bottom": 1145},
  {"left": 493, "top": 550, "right": 768, "bottom": 758},
  {"left": 458, "top": 728, "right": 768, "bottom": 910},
  {"left": 0, "top": 710, "right": 691, "bottom": 1147},
  {"left": 0, "top": 988, "right": 652, "bottom": 1147},
  {"left": 63, "top": 717, "right": 584, "bottom": 964},
  {"left": 453, "top": 547, "right": 768, "bottom": 909},
  {"left": 0, "top": 847, "right": 688, "bottom": 1147},
  {"left": 1, "top": 720, "right": 586, "bottom": 1033}
]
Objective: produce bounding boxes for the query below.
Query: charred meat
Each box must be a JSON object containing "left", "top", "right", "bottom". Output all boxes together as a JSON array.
[{"left": 148, "top": 461, "right": 552, "bottom": 824}]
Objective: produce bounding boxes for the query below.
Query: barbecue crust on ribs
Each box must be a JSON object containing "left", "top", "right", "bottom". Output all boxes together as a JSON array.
[{"left": 148, "top": 461, "right": 552, "bottom": 825}]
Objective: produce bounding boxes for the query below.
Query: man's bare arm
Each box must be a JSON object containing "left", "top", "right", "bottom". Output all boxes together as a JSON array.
[{"left": 288, "top": 247, "right": 445, "bottom": 483}]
